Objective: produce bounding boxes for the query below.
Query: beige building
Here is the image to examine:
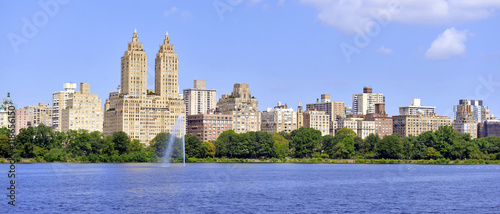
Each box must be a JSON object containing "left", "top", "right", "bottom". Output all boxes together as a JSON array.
[
  {"left": 104, "top": 31, "right": 185, "bottom": 143},
  {"left": 183, "top": 80, "right": 217, "bottom": 115},
  {"left": 393, "top": 115, "right": 452, "bottom": 138},
  {"left": 304, "top": 110, "right": 330, "bottom": 136},
  {"left": 352, "top": 87, "right": 384, "bottom": 115},
  {"left": 216, "top": 83, "right": 260, "bottom": 134},
  {"left": 306, "top": 94, "right": 345, "bottom": 121},
  {"left": 261, "top": 102, "right": 297, "bottom": 133},
  {"left": 297, "top": 102, "right": 304, "bottom": 129},
  {"left": 336, "top": 117, "right": 375, "bottom": 139},
  {"left": 399, "top": 99, "right": 436, "bottom": 116},
  {"left": 365, "top": 103, "right": 393, "bottom": 138},
  {"left": 0, "top": 93, "right": 13, "bottom": 129},
  {"left": 187, "top": 113, "right": 233, "bottom": 142},
  {"left": 14, "top": 103, "right": 53, "bottom": 134},
  {"left": 61, "top": 83, "right": 103, "bottom": 132},
  {"left": 52, "top": 83, "right": 77, "bottom": 131},
  {"left": 453, "top": 100, "right": 478, "bottom": 139}
]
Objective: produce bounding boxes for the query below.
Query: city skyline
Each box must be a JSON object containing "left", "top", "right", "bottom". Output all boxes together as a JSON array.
[{"left": 2, "top": 1, "right": 500, "bottom": 117}]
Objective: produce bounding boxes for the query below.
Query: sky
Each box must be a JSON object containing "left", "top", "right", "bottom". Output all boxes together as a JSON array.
[{"left": 1, "top": 0, "right": 500, "bottom": 118}]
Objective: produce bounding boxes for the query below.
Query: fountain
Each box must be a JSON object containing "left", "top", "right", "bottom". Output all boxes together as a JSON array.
[{"left": 162, "top": 113, "right": 186, "bottom": 167}]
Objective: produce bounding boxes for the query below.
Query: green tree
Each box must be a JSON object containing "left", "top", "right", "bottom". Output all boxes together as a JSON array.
[
  {"left": 113, "top": 131, "right": 130, "bottom": 155},
  {"left": 185, "top": 134, "right": 202, "bottom": 158},
  {"left": 151, "top": 132, "right": 170, "bottom": 157},
  {"left": 129, "top": 139, "right": 144, "bottom": 153},
  {"left": 290, "top": 127, "right": 322, "bottom": 158},
  {"left": 201, "top": 141, "right": 216, "bottom": 158},
  {"left": 357, "top": 133, "right": 380, "bottom": 156},
  {"left": 0, "top": 135, "right": 12, "bottom": 158},
  {"left": 377, "top": 134, "right": 402, "bottom": 159},
  {"left": 426, "top": 147, "right": 443, "bottom": 159},
  {"left": 273, "top": 133, "right": 289, "bottom": 159},
  {"left": 14, "top": 127, "right": 36, "bottom": 158},
  {"left": 336, "top": 127, "right": 357, "bottom": 138}
]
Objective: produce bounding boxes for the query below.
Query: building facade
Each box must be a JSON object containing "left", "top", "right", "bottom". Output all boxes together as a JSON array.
[
  {"left": 306, "top": 94, "right": 345, "bottom": 121},
  {"left": 183, "top": 80, "right": 217, "bottom": 116},
  {"left": 0, "top": 93, "right": 13, "bottom": 129},
  {"left": 187, "top": 113, "right": 233, "bottom": 142},
  {"left": 104, "top": 31, "right": 186, "bottom": 143},
  {"left": 14, "top": 103, "right": 53, "bottom": 134},
  {"left": 61, "top": 83, "right": 103, "bottom": 132},
  {"left": 453, "top": 99, "right": 490, "bottom": 123},
  {"left": 478, "top": 119, "right": 500, "bottom": 138},
  {"left": 393, "top": 115, "right": 452, "bottom": 138},
  {"left": 399, "top": 99, "right": 436, "bottom": 116},
  {"left": 352, "top": 87, "right": 384, "bottom": 115},
  {"left": 297, "top": 102, "right": 304, "bottom": 129},
  {"left": 304, "top": 110, "right": 330, "bottom": 136},
  {"left": 365, "top": 104, "right": 393, "bottom": 138},
  {"left": 52, "top": 83, "right": 77, "bottom": 132},
  {"left": 261, "top": 102, "right": 297, "bottom": 133},
  {"left": 216, "top": 83, "right": 260, "bottom": 134}
]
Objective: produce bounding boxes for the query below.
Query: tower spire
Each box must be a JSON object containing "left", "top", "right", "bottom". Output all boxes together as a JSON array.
[{"left": 133, "top": 29, "right": 138, "bottom": 38}]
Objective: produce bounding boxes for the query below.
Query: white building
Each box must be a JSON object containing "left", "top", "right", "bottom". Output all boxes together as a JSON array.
[
  {"left": 183, "top": 80, "right": 217, "bottom": 115},
  {"left": 261, "top": 102, "right": 297, "bottom": 133},
  {"left": 352, "top": 87, "right": 384, "bottom": 115},
  {"left": 52, "top": 83, "right": 77, "bottom": 131},
  {"left": 399, "top": 99, "right": 436, "bottom": 116}
]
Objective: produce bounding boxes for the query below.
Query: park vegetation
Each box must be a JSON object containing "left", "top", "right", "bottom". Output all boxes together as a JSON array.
[{"left": 1, "top": 125, "right": 500, "bottom": 164}]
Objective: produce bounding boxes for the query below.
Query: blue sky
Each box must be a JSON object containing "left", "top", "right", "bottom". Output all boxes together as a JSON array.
[{"left": 1, "top": 0, "right": 500, "bottom": 117}]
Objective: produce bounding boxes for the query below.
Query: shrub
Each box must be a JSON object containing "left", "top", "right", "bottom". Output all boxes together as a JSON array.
[{"left": 454, "top": 159, "right": 460, "bottom": 164}]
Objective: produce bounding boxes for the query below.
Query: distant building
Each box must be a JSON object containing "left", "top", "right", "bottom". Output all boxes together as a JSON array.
[
  {"left": 352, "top": 87, "right": 385, "bottom": 115},
  {"left": 453, "top": 99, "right": 490, "bottom": 123},
  {"left": 261, "top": 102, "right": 297, "bottom": 133},
  {"left": 453, "top": 100, "right": 479, "bottom": 138},
  {"left": 297, "top": 102, "right": 304, "bottom": 129},
  {"left": 393, "top": 115, "right": 452, "bottom": 138},
  {"left": 478, "top": 119, "right": 500, "bottom": 138},
  {"left": 306, "top": 94, "right": 345, "bottom": 121},
  {"left": 187, "top": 113, "right": 233, "bottom": 142},
  {"left": 345, "top": 106, "right": 353, "bottom": 116},
  {"left": 0, "top": 93, "right": 13, "bottom": 128},
  {"left": 399, "top": 99, "right": 436, "bottom": 116},
  {"left": 365, "top": 103, "right": 393, "bottom": 138},
  {"left": 61, "top": 83, "right": 103, "bottom": 132},
  {"left": 304, "top": 110, "right": 330, "bottom": 136},
  {"left": 52, "top": 83, "right": 77, "bottom": 132},
  {"left": 15, "top": 103, "right": 53, "bottom": 134},
  {"left": 337, "top": 117, "right": 375, "bottom": 139},
  {"left": 216, "top": 83, "right": 260, "bottom": 134},
  {"left": 183, "top": 80, "right": 217, "bottom": 116}
]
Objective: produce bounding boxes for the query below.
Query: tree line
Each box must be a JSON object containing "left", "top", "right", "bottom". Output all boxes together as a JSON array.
[{"left": 1, "top": 125, "right": 500, "bottom": 162}]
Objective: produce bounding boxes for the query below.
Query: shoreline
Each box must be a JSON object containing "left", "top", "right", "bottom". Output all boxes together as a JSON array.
[{"left": 1, "top": 158, "right": 499, "bottom": 165}]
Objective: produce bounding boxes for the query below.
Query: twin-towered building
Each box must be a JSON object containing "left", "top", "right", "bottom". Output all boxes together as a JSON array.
[{"left": 103, "top": 30, "right": 185, "bottom": 143}]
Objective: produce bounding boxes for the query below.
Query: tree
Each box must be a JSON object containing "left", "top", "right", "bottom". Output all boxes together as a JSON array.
[
  {"left": 321, "top": 135, "right": 336, "bottom": 158},
  {"left": 290, "top": 127, "right": 322, "bottom": 158},
  {"left": 336, "top": 127, "right": 357, "bottom": 138},
  {"left": 357, "top": 133, "right": 380, "bottom": 156},
  {"left": 214, "top": 130, "right": 237, "bottom": 158},
  {"left": 377, "top": 134, "right": 402, "bottom": 159},
  {"left": 273, "top": 133, "right": 289, "bottom": 159},
  {"left": 331, "top": 136, "right": 355, "bottom": 159},
  {"left": 151, "top": 132, "right": 170, "bottom": 158},
  {"left": 201, "top": 142, "right": 216, "bottom": 158},
  {"left": 426, "top": 147, "right": 443, "bottom": 159},
  {"left": 129, "top": 139, "right": 144, "bottom": 153},
  {"left": 185, "top": 134, "right": 202, "bottom": 158},
  {"left": 113, "top": 131, "right": 130, "bottom": 155},
  {"left": 15, "top": 127, "right": 36, "bottom": 158},
  {"left": 0, "top": 135, "right": 11, "bottom": 158}
]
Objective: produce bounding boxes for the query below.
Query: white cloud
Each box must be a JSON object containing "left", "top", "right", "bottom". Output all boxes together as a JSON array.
[
  {"left": 376, "top": 46, "right": 394, "bottom": 54},
  {"left": 164, "top": 7, "right": 178, "bottom": 17},
  {"left": 425, "top": 27, "right": 468, "bottom": 60},
  {"left": 300, "top": 0, "right": 500, "bottom": 34}
]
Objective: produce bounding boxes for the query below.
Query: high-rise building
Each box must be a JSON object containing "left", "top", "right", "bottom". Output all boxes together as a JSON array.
[
  {"left": 352, "top": 87, "right": 385, "bottom": 115},
  {"left": 453, "top": 100, "right": 490, "bottom": 123},
  {"left": 14, "top": 103, "right": 53, "bottom": 134},
  {"left": 393, "top": 115, "right": 452, "bottom": 138},
  {"left": 365, "top": 103, "right": 393, "bottom": 138},
  {"left": 399, "top": 99, "right": 436, "bottom": 116},
  {"left": 304, "top": 110, "right": 330, "bottom": 136},
  {"left": 306, "top": 94, "right": 345, "bottom": 121},
  {"left": 453, "top": 100, "right": 481, "bottom": 138},
  {"left": 52, "top": 83, "right": 77, "bottom": 131},
  {"left": 297, "top": 102, "right": 304, "bottom": 129},
  {"left": 261, "top": 102, "right": 297, "bottom": 133},
  {"left": 478, "top": 119, "right": 500, "bottom": 138},
  {"left": 187, "top": 113, "right": 233, "bottom": 142},
  {"left": 0, "top": 93, "right": 13, "bottom": 128},
  {"left": 216, "top": 83, "right": 260, "bottom": 134},
  {"left": 61, "top": 83, "right": 103, "bottom": 132},
  {"left": 183, "top": 80, "right": 217, "bottom": 116},
  {"left": 104, "top": 31, "right": 186, "bottom": 143}
]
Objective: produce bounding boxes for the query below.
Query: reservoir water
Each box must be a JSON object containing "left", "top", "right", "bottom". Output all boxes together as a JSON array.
[{"left": 2, "top": 163, "right": 500, "bottom": 213}]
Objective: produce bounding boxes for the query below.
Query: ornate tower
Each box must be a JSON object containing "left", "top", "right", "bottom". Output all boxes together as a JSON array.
[
  {"left": 121, "top": 29, "right": 148, "bottom": 97},
  {"left": 155, "top": 32, "right": 179, "bottom": 99}
]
